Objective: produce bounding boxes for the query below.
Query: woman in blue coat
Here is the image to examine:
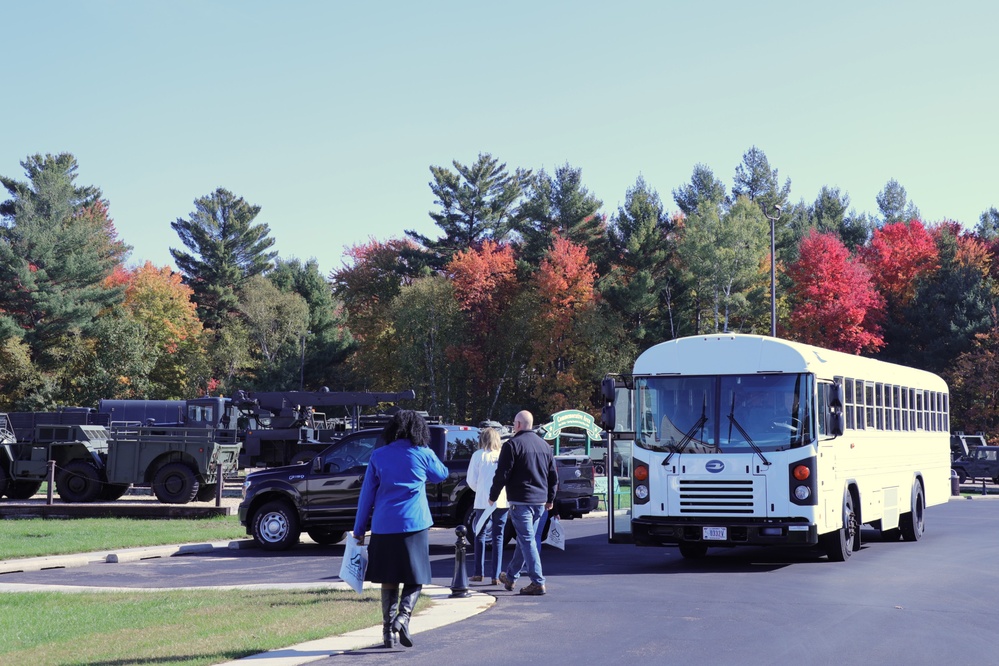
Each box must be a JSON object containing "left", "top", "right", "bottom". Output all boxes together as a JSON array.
[{"left": 353, "top": 410, "right": 448, "bottom": 648}]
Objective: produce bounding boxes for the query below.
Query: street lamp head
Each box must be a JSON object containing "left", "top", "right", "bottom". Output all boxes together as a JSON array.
[{"left": 774, "top": 204, "right": 783, "bottom": 213}]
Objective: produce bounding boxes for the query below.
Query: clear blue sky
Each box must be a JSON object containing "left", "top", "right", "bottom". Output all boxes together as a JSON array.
[{"left": 3, "top": 1, "right": 996, "bottom": 277}]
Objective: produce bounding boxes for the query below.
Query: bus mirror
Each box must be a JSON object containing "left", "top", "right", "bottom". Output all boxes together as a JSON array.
[
  {"left": 600, "top": 405, "right": 616, "bottom": 431},
  {"left": 830, "top": 411, "right": 844, "bottom": 437},
  {"left": 829, "top": 382, "right": 843, "bottom": 409},
  {"left": 601, "top": 376, "right": 617, "bottom": 402}
]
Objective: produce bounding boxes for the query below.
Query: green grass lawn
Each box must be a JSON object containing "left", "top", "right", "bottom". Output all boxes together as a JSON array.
[
  {"left": 0, "top": 515, "right": 247, "bottom": 560},
  {"left": 0, "top": 588, "right": 383, "bottom": 666}
]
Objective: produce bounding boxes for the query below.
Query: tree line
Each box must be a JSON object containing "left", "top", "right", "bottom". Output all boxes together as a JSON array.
[{"left": 3, "top": 150, "right": 999, "bottom": 438}]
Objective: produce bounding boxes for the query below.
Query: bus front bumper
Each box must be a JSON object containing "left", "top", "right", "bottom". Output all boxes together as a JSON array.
[{"left": 631, "top": 516, "right": 818, "bottom": 548}]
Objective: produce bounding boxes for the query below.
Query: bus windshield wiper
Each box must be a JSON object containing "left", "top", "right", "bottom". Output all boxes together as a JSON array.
[
  {"left": 726, "top": 394, "right": 771, "bottom": 466},
  {"left": 663, "top": 398, "right": 708, "bottom": 466}
]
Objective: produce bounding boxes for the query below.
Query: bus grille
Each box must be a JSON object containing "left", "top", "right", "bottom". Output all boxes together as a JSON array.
[{"left": 677, "top": 478, "right": 757, "bottom": 514}]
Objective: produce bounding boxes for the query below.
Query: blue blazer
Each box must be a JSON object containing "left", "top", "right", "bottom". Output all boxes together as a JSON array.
[{"left": 353, "top": 439, "right": 449, "bottom": 535}]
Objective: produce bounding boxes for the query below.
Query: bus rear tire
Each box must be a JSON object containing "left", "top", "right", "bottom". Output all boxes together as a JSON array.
[
  {"left": 899, "top": 481, "right": 924, "bottom": 542},
  {"left": 821, "top": 490, "right": 858, "bottom": 561}
]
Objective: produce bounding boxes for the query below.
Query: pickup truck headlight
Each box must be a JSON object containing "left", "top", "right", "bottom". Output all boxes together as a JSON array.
[{"left": 242, "top": 479, "right": 251, "bottom": 499}]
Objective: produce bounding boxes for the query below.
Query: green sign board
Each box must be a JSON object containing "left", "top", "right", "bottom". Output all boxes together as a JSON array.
[{"left": 539, "top": 409, "right": 604, "bottom": 441}]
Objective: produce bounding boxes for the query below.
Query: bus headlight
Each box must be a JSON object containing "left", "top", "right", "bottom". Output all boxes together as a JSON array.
[
  {"left": 635, "top": 485, "right": 649, "bottom": 500},
  {"left": 794, "top": 485, "right": 811, "bottom": 501}
]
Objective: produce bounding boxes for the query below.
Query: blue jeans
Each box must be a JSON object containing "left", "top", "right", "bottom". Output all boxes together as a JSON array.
[
  {"left": 472, "top": 508, "right": 508, "bottom": 580},
  {"left": 504, "top": 503, "right": 545, "bottom": 586}
]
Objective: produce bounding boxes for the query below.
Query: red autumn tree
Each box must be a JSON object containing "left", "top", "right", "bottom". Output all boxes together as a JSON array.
[
  {"left": 785, "top": 230, "right": 885, "bottom": 354},
  {"left": 529, "top": 234, "right": 599, "bottom": 413},
  {"left": 447, "top": 240, "right": 521, "bottom": 417},
  {"left": 858, "top": 220, "right": 939, "bottom": 308}
]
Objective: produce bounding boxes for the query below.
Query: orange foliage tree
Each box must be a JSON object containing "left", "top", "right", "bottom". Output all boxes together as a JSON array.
[
  {"left": 528, "top": 234, "right": 599, "bottom": 413},
  {"left": 447, "top": 240, "right": 521, "bottom": 418}
]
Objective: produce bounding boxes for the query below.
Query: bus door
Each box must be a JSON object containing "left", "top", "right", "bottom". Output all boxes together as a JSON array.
[{"left": 602, "top": 377, "right": 635, "bottom": 543}]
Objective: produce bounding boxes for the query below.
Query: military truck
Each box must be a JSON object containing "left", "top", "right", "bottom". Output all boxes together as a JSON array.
[
  {"left": 0, "top": 417, "right": 240, "bottom": 504},
  {"left": 951, "top": 445, "right": 999, "bottom": 485}
]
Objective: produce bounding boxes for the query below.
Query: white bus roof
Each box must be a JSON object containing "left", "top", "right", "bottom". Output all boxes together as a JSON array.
[{"left": 633, "top": 334, "right": 947, "bottom": 390}]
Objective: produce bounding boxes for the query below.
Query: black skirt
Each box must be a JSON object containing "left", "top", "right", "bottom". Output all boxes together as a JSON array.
[{"left": 365, "top": 529, "right": 432, "bottom": 585}]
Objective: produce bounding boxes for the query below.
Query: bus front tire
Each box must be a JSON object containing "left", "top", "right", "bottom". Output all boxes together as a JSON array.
[{"left": 821, "top": 490, "right": 858, "bottom": 562}]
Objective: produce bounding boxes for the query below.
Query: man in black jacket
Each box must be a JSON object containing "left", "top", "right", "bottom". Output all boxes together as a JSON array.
[{"left": 489, "top": 410, "right": 558, "bottom": 595}]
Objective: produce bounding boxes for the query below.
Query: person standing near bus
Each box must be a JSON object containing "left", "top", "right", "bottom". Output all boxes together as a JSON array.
[
  {"left": 489, "top": 410, "right": 558, "bottom": 596},
  {"left": 467, "top": 427, "right": 508, "bottom": 585},
  {"left": 352, "top": 410, "right": 448, "bottom": 648}
]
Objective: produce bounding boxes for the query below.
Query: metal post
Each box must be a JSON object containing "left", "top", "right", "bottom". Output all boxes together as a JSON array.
[
  {"left": 47, "top": 460, "right": 55, "bottom": 505},
  {"left": 449, "top": 525, "right": 471, "bottom": 598}
]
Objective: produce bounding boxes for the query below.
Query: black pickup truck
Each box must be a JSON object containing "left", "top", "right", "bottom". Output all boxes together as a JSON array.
[{"left": 238, "top": 424, "right": 598, "bottom": 550}]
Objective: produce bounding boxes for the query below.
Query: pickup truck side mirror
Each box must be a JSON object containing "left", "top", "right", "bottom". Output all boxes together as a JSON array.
[{"left": 312, "top": 456, "right": 322, "bottom": 474}]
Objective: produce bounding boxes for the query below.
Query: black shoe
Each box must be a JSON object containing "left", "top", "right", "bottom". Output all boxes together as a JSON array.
[{"left": 393, "top": 585, "right": 421, "bottom": 648}]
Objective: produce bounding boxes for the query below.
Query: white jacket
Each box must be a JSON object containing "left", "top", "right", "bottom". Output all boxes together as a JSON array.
[{"left": 467, "top": 449, "right": 508, "bottom": 510}]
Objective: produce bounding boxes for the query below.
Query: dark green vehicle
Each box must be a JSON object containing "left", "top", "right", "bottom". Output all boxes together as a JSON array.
[{"left": 0, "top": 415, "right": 240, "bottom": 504}]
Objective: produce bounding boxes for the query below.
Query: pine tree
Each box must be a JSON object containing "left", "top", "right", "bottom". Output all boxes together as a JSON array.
[{"left": 170, "top": 188, "right": 277, "bottom": 330}]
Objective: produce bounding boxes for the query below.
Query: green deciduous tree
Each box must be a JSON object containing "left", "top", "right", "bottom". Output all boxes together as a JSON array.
[
  {"left": 170, "top": 188, "right": 277, "bottom": 330},
  {"left": 270, "top": 258, "right": 354, "bottom": 390},
  {"left": 238, "top": 274, "right": 310, "bottom": 389}
]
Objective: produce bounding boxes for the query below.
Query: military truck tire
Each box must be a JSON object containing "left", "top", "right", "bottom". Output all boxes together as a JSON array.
[
  {"left": 153, "top": 463, "right": 200, "bottom": 504},
  {"left": 195, "top": 483, "right": 218, "bottom": 502},
  {"left": 253, "top": 500, "right": 300, "bottom": 550},
  {"left": 57, "top": 461, "right": 103, "bottom": 503},
  {"left": 953, "top": 468, "right": 968, "bottom": 484},
  {"left": 307, "top": 528, "right": 346, "bottom": 545},
  {"left": 6, "top": 480, "right": 43, "bottom": 500},
  {"left": 99, "top": 483, "right": 130, "bottom": 501}
]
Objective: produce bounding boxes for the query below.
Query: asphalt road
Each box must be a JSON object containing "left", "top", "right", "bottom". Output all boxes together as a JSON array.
[{"left": 5, "top": 497, "right": 998, "bottom": 665}]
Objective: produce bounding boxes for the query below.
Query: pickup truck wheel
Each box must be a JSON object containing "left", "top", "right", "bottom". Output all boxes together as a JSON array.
[
  {"left": 253, "top": 500, "right": 300, "bottom": 550},
  {"left": 195, "top": 483, "right": 218, "bottom": 502},
  {"left": 6, "top": 479, "right": 42, "bottom": 500},
  {"left": 152, "top": 463, "right": 200, "bottom": 504},
  {"left": 57, "top": 461, "right": 102, "bottom": 503},
  {"left": 307, "top": 528, "right": 346, "bottom": 545},
  {"left": 899, "top": 482, "right": 925, "bottom": 542}
]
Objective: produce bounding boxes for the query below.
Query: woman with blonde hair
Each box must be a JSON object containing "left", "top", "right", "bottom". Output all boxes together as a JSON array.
[{"left": 466, "top": 427, "right": 508, "bottom": 585}]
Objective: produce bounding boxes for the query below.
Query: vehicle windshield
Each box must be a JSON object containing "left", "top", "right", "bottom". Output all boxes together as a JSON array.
[{"left": 634, "top": 373, "right": 812, "bottom": 454}]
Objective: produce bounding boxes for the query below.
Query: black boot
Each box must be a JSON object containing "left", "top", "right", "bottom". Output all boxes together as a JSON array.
[
  {"left": 380, "top": 585, "right": 399, "bottom": 648},
  {"left": 392, "top": 584, "right": 421, "bottom": 648}
]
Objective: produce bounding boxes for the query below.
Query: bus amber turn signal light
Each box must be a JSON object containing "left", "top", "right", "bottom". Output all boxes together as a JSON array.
[{"left": 793, "top": 465, "right": 810, "bottom": 481}]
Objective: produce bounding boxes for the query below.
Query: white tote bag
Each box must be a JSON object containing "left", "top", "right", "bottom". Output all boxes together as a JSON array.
[
  {"left": 543, "top": 516, "right": 565, "bottom": 550},
  {"left": 339, "top": 538, "right": 368, "bottom": 593}
]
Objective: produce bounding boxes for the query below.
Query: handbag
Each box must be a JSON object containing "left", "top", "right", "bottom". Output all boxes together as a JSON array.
[
  {"left": 339, "top": 537, "right": 368, "bottom": 593},
  {"left": 543, "top": 516, "right": 565, "bottom": 550}
]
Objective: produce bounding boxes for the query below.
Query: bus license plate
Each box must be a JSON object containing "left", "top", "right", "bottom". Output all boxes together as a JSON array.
[{"left": 703, "top": 526, "right": 727, "bottom": 541}]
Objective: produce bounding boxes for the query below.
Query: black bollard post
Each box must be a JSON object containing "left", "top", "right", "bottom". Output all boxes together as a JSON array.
[{"left": 449, "top": 525, "right": 471, "bottom": 598}]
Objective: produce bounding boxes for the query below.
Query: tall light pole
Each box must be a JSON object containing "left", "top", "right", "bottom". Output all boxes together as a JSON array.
[
  {"left": 299, "top": 330, "right": 311, "bottom": 390},
  {"left": 765, "top": 204, "right": 783, "bottom": 337}
]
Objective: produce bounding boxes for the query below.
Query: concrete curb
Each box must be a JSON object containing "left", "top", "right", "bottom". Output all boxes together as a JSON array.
[{"left": 0, "top": 539, "right": 253, "bottom": 575}]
